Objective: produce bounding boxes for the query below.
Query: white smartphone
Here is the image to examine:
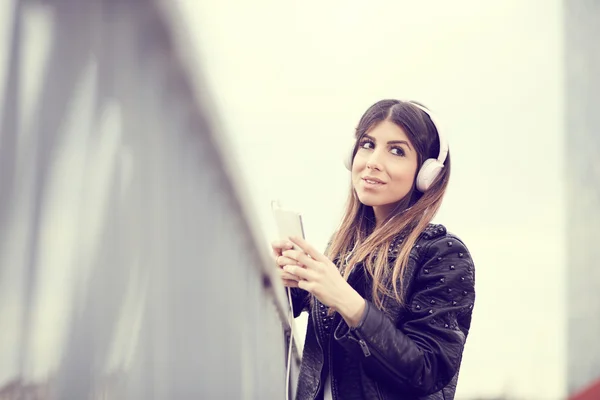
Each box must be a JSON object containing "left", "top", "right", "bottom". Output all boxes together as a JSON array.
[{"left": 271, "top": 201, "right": 305, "bottom": 251}]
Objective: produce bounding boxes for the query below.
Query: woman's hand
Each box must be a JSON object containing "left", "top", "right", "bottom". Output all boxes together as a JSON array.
[
  {"left": 281, "top": 236, "right": 366, "bottom": 327},
  {"left": 271, "top": 239, "right": 303, "bottom": 288}
]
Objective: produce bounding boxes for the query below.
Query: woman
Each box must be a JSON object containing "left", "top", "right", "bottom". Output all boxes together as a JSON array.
[{"left": 272, "top": 99, "right": 475, "bottom": 400}]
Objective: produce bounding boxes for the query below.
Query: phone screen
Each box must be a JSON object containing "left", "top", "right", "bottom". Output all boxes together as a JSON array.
[{"left": 272, "top": 205, "right": 305, "bottom": 251}]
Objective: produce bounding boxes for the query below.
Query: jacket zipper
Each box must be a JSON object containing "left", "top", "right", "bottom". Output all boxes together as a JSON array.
[
  {"left": 328, "top": 326, "right": 335, "bottom": 400},
  {"left": 311, "top": 300, "right": 324, "bottom": 399},
  {"left": 328, "top": 258, "right": 361, "bottom": 400},
  {"left": 356, "top": 336, "right": 385, "bottom": 400},
  {"left": 353, "top": 331, "right": 413, "bottom": 387},
  {"left": 358, "top": 339, "right": 371, "bottom": 357}
]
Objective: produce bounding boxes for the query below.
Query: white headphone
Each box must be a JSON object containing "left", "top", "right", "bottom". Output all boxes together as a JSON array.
[{"left": 344, "top": 101, "right": 449, "bottom": 193}]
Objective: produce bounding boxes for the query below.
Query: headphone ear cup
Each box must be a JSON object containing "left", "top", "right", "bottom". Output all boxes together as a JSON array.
[
  {"left": 416, "top": 158, "right": 444, "bottom": 192},
  {"left": 344, "top": 140, "right": 356, "bottom": 171}
]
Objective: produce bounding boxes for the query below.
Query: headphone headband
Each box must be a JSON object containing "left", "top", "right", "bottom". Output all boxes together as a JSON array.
[{"left": 405, "top": 101, "right": 448, "bottom": 166}]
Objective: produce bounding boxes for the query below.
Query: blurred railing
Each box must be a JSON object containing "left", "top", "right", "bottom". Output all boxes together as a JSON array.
[{"left": 0, "top": 0, "right": 299, "bottom": 398}]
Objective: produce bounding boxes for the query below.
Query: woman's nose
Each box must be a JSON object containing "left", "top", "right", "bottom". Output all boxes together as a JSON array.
[{"left": 365, "top": 150, "right": 383, "bottom": 171}]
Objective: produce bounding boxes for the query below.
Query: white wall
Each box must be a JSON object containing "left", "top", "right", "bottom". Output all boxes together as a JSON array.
[{"left": 177, "top": 1, "right": 566, "bottom": 398}]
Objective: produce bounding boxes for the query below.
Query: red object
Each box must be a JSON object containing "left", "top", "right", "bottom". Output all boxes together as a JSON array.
[{"left": 570, "top": 378, "right": 600, "bottom": 400}]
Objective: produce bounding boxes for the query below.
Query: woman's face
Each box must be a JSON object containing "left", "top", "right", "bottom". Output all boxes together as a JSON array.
[{"left": 351, "top": 120, "right": 419, "bottom": 222}]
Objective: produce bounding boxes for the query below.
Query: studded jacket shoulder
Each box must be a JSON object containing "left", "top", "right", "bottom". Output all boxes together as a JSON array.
[{"left": 291, "top": 223, "right": 476, "bottom": 400}]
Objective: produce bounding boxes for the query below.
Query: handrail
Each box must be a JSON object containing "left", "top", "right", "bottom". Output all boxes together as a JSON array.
[
  {"left": 0, "top": 0, "right": 301, "bottom": 398},
  {"left": 152, "top": 0, "right": 301, "bottom": 351}
]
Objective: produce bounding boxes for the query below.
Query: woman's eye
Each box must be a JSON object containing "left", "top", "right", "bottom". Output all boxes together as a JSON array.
[
  {"left": 359, "top": 140, "right": 374, "bottom": 149},
  {"left": 391, "top": 147, "right": 406, "bottom": 157}
]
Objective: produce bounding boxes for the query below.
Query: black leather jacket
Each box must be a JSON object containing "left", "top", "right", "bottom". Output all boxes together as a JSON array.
[{"left": 291, "top": 224, "right": 475, "bottom": 400}]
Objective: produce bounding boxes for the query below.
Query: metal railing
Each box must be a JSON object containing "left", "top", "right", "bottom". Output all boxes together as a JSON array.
[{"left": 0, "top": 0, "right": 299, "bottom": 398}]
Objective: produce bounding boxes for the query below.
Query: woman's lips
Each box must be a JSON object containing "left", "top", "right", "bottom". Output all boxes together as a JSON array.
[{"left": 362, "top": 178, "right": 385, "bottom": 188}]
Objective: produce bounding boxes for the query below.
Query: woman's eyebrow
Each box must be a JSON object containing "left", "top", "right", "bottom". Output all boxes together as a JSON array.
[
  {"left": 364, "top": 135, "right": 413, "bottom": 151},
  {"left": 387, "top": 140, "right": 413, "bottom": 151}
]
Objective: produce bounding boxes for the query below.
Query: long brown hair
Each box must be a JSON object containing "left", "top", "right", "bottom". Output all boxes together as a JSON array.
[{"left": 326, "top": 99, "right": 451, "bottom": 312}]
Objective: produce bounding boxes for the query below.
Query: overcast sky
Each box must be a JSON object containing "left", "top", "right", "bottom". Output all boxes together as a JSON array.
[{"left": 179, "top": 1, "right": 566, "bottom": 398}]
